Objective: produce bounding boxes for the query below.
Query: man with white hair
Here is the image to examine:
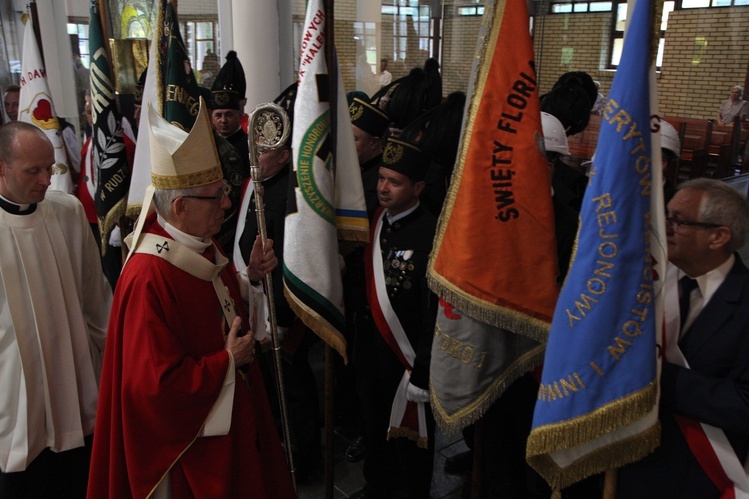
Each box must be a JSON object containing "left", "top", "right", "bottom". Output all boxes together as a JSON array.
[
  {"left": 88, "top": 98, "right": 295, "bottom": 498},
  {"left": 618, "top": 178, "right": 749, "bottom": 498}
]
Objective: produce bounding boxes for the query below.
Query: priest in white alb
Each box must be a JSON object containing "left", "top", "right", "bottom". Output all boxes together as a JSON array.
[{"left": 0, "top": 121, "right": 112, "bottom": 497}]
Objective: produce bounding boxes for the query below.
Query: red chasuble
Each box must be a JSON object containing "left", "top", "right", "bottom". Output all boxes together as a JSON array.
[{"left": 88, "top": 215, "right": 294, "bottom": 498}]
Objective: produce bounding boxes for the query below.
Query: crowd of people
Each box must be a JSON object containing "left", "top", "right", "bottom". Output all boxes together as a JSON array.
[{"left": 0, "top": 46, "right": 748, "bottom": 499}]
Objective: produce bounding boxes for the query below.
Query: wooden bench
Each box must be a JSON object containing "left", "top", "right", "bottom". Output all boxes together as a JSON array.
[
  {"left": 563, "top": 114, "right": 747, "bottom": 182},
  {"left": 661, "top": 116, "right": 748, "bottom": 183}
]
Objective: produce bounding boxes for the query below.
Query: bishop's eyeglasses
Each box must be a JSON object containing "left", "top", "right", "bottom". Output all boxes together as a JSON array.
[{"left": 179, "top": 183, "right": 232, "bottom": 204}]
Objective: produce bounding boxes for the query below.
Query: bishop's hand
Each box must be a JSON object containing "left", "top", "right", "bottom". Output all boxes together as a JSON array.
[
  {"left": 225, "top": 317, "right": 256, "bottom": 366},
  {"left": 246, "top": 235, "right": 277, "bottom": 282}
]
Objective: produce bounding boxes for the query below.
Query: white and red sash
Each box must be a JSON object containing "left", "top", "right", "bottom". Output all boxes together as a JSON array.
[
  {"left": 365, "top": 208, "right": 427, "bottom": 448},
  {"left": 232, "top": 178, "right": 254, "bottom": 272},
  {"left": 664, "top": 263, "right": 749, "bottom": 498}
]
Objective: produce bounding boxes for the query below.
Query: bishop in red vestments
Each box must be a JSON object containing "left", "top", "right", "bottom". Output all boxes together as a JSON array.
[{"left": 88, "top": 98, "right": 295, "bottom": 498}]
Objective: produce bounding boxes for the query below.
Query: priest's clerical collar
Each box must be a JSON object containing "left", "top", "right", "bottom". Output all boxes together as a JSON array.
[
  {"left": 157, "top": 214, "right": 211, "bottom": 254},
  {"left": 0, "top": 193, "right": 36, "bottom": 215},
  {"left": 386, "top": 201, "right": 419, "bottom": 225}
]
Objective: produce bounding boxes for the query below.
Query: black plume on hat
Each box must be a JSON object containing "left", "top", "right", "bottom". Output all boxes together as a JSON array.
[
  {"left": 211, "top": 50, "right": 247, "bottom": 110},
  {"left": 540, "top": 71, "right": 596, "bottom": 136}
]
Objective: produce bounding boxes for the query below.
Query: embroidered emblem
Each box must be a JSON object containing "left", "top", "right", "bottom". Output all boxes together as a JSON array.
[
  {"left": 349, "top": 101, "right": 364, "bottom": 122},
  {"left": 156, "top": 240, "right": 170, "bottom": 253},
  {"left": 224, "top": 299, "right": 232, "bottom": 311},
  {"left": 383, "top": 141, "right": 404, "bottom": 165},
  {"left": 214, "top": 91, "right": 229, "bottom": 106}
]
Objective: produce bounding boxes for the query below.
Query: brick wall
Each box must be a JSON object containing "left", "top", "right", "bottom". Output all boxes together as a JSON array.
[
  {"left": 195, "top": 1, "right": 747, "bottom": 120},
  {"left": 178, "top": 0, "right": 217, "bottom": 17},
  {"left": 532, "top": 12, "right": 615, "bottom": 100},
  {"left": 531, "top": 7, "right": 749, "bottom": 119},
  {"left": 441, "top": 5, "right": 482, "bottom": 96},
  {"left": 658, "top": 7, "right": 749, "bottom": 118}
]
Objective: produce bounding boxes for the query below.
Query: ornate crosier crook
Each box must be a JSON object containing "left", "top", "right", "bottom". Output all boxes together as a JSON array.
[{"left": 247, "top": 102, "right": 296, "bottom": 491}]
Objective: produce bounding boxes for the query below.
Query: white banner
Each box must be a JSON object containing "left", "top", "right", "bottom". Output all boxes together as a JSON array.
[{"left": 18, "top": 18, "right": 74, "bottom": 194}]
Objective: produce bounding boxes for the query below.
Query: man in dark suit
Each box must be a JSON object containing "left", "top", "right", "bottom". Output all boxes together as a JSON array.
[
  {"left": 353, "top": 138, "right": 437, "bottom": 499},
  {"left": 618, "top": 177, "right": 749, "bottom": 498},
  {"left": 210, "top": 52, "right": 250, "bottom": 255}
]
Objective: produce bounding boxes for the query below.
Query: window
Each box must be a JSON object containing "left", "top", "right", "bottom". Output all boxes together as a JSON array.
[
  {"left": 679, "top": 0, "right": 748, "bottom": 7},
  {"left": 608, "top": 0, "right": 672, "bottom": 68},
  {"left": 457, "top": 4, "right": 486, "bottom": 16},
  {"left": 353, "top": 21, "right": 378, "bottom": 74},
  {"left": 549, "top": 1, "right": 613, "bottom": 14},
  {"left": 179, "top": 20, "right": 218, "bottom": 79},
  {"left": 381, "top": 1, "right": 434, "bottom": 63},
  {"left": 67, "top": 22, "right": 90, "bottom": 68}
]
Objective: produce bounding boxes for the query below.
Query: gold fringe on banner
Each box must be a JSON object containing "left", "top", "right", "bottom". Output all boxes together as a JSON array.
[
  {"left": 528, "top": 423, "right": 661, "bottom": 490},
  {"left": 428, "top": 273, "right": 552, "bottom": 345},
  {"left": 430, "top": 342, "right": 545, "bottom": 435},
  {"left": 526, "top": 382, "right": 660, "bottom": 487},
  {"left": 336, "top": 227, "right": 369, "bottom": 243},
  {"left": 284, "top": 286, "right": 348, "bottom": 364}
]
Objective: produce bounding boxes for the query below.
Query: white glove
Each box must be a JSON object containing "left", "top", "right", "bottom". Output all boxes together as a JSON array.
[
  {"left": 406, "top": 382, "right": 429, "bottom": 403},
  {"left": 108, "top": 226, "right": 122, "bottom": 247}
]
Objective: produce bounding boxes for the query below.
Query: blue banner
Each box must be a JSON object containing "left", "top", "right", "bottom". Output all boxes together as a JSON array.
[{"left": 527, "top": 0, "right": 662, "bottom": 489}]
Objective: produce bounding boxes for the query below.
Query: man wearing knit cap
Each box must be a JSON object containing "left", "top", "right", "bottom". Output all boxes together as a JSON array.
[
  {"left": 87, "top": 97, "right": 295, "bottom": 498},
  {"left": 352, "top": 138, "right": 437, "bottom": 499}
]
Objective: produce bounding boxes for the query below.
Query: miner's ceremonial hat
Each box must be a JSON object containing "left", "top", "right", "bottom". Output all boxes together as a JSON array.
[
  {"left": 211, "top": 51, "right": 246, "bottom": 111},
  {"left": 380, "top": 137, "right": 428, "bottom": 181},
  {"left": 349, "top": 97, "right": 389, "bottom": 138}
]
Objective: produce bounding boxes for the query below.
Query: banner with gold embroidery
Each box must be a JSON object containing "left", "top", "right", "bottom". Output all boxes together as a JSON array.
[
  {"left": 427, "top": 0, "right": 557, "bottom": 432},
  {"left": 161, "top": 0, "right": 201, "bottom": 129},
  {"left": 527, "top": 0, "right": 664, "bottom": 489},
  {"left": 89, "top": 0, "right": 131, "bottom": 253}
]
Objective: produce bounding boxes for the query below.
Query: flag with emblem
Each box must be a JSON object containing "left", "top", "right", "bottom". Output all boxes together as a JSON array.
[
  {"left": 284, "top": 0, "right": 369, "bottom": 362},
  {"left": 427, "top": 0, "right": 558, "bottom": 434},
  {"left": 18, "top": 14, "right": 74, "bottom": 194},
  {"left": 89, "top": 0, "right": 130, "bottom": 252},
  {"left": 128, "top": 0, "right": 201, "bottom": 217},
  {"left": 526, "top": 0, "right": 665, "bottom": 489}
]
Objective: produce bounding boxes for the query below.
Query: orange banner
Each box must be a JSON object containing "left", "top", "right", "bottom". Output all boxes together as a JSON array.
[{"left": 428, "top": 0, "right": 558, "bottom": 341}]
